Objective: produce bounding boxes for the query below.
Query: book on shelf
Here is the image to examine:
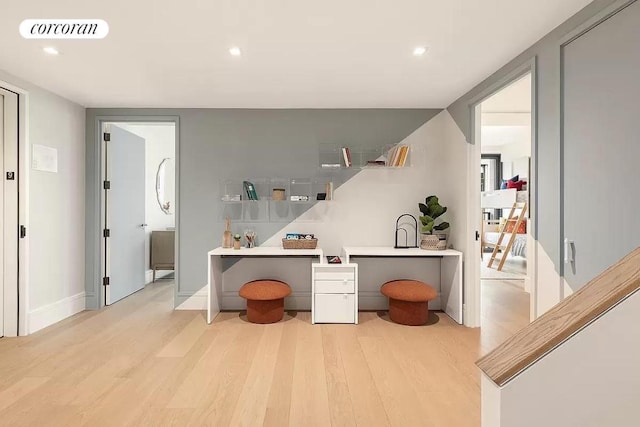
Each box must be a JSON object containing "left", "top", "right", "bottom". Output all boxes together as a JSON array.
[
  {"left": 398, "top": 146, "right": 409, "bottom": 167},
  {"left": 321, "top": 163, "right": 341, "bottom": 169},
  {"left": 386, "top": 144, "right": 409, "bottom": 167},
  {"left": 366, "top": 160, "right": 386, "bottom": 166},
  {"left": 243, "top": 181, "right": 259, "bottom": 200},
  {"left": 325, "top": 181, "right": 334, "bottom": 200},
  {"left": 342, "top": 147, "right": 352, "bottom": 167}
]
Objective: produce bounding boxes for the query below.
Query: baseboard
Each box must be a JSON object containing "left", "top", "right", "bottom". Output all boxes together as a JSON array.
[
  {"left": 145, "top": 269, "right": 173, "bottom": 284},
  {"left": 176, "top": 288, "right": 207, "bottom": 310},
  {"left": 28, "top": 292, "right": 86, "bottom": 334}
]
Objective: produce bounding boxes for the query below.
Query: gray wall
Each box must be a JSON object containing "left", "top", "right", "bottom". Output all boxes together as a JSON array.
[
  {"left": 85, "top": 109, "right": 440, "bottom": 307},
  {"left": 562, "top": 0, "right": 640, "bottom": 289},
  {"left": 446, "top": 0, "right": 623, "bottom": 276}
]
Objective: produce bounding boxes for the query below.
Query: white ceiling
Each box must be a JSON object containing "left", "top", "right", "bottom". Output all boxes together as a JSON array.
[{"left": 0, "top": 0, "right": 591, "bottom": 108}]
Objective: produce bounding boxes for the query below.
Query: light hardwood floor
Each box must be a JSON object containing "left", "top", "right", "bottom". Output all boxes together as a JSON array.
[{"left": 0, "top": 281, "right": 529, "bottom": 426}]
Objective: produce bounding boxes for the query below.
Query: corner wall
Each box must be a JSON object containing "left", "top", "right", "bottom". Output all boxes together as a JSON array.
[{"left": 0, "top": 68, "right": 86, "bottom": 334}]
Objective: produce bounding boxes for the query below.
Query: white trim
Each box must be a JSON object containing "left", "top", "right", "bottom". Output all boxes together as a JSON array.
[
  {"left": 145, "top": 269, "right": 173, "bottom": 284},
  {"left": 0, "top": 79, "right": 30, "bottom": 336},
  {"left": 175, "top": 288, "right": 207, "bottom": 310},
  {"left": 467, "top": 106, "right": 482, "bottom": 328},
  {"left": 18, "top": 90, "right": 30, "bottom": 335},
  {"left": 0, "top": 83, "right": 28, "bottom": 337},
  {"left": 28, "top": 292, "right": 86, "bottom": 334}
]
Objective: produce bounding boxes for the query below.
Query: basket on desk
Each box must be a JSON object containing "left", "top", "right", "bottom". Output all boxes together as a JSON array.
[
  {"left": 420, "top": 234, "right": 447, "bottom": 250},
  {"left": 282, "top": 238, "right": 318, "bottom": 249}
]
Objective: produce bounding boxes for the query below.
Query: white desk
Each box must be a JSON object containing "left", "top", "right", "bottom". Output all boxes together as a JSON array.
[
  {"left": 342, "top": 246, "right": 463, "bottom": 324},
  {"left": 207, "top": 247, "right": 324, "bottom": 323}
]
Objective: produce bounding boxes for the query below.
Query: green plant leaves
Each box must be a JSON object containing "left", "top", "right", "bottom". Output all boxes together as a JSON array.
[
  {"left": 426, "top": 195, "right": 439, "bottom": 206},
  {"left": 419, "top": 195, "right": 449, "bottom": 234},
  {"left": 434, "top": 222, "right": 450, "bottom": 231}
]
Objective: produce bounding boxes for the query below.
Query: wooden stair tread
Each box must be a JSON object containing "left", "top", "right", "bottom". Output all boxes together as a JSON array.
[{"left": 477, "top": 247, "right": 640, "bottom": 387}]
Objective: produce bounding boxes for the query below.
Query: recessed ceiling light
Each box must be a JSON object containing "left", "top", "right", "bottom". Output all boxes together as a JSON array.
[
  {"left": 43, "top": 46, "right": 59, "bottom": 55},
  {"left": 229, "top": 47, "right": 242, "bottom": 57},
  {"left": 413, "top": 46, "right": 428, "bottom": 56}
]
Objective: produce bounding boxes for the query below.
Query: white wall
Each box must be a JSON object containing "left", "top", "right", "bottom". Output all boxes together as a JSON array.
[
  {"left": 1, "top": 68, "right": 86, "bottom": 334},
  {"left": 116, "top": 123, "right": 175, "bottom": 278},
  {"left": 483, "top": 289, "right": 640, "bottom": 427}
]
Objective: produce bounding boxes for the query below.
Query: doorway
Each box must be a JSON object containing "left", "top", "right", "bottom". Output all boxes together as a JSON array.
[
  {"left": 101, "top": 121, "right": 177, "bottom": 306},
  {"left": 1, "top": 86, "right": 19, "bottom": 337},
  {"left": 468, "top": 68, "right": 536, "bottom": 332}
]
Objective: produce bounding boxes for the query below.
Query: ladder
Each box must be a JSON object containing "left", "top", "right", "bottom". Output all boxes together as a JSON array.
[{"left": 487, "top": 202, "right": 528, "bottom": 271}]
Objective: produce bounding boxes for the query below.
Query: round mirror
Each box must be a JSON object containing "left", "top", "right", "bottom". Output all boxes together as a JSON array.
[{"left": 156, "top": 158, "right": 175, "bottom": 215}]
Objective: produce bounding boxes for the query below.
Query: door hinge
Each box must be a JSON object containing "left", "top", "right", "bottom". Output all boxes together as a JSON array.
[
  {"left": 19, "top": 225, "right": 27, "bottom": 238},
  {"left": 103, "top": 180, "right": 111, "bottom": 190},
  {"left": 103, "top": 132, "right": 110, "bottom": 142},
  {"left": 475, "top": 231, "right": 480, "bottom": 241},
  {"left": 103, "top": 228, "right": 110, "bottom": 238},
  {"left": 103, "top": 276, "right": 110, "bottom": 286}
]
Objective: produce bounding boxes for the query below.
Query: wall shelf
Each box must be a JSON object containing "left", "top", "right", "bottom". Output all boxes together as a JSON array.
[
  {"left": 220, "top": 177, "right": 339, "bottom": 223},
  {"left": 318, "top": 143, "right": 411, "bottom": 169}
]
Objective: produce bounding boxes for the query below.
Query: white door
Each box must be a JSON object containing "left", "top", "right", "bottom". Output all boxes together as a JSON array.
[
  {"left": 104, "top": 125, "right": 146, "bottom": 305},
  {"left": 1, "top": 87, "right": 19, "bottom": 336}
]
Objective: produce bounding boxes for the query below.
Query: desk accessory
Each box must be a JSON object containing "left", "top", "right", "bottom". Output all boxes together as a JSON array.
[
  {"left": 394, "top": 214, "right": 418, "bottom": 249},
  {"left": 272, "top": 188, "right": 285, "bottom": 200},
  {"left": 243, "top": 181, "right": 259, "bottom": 200},
  {"left": 233, "top": 234, "right": 242, "bottom": 250},
  {"left": 244, "top": 229, "right": 256, "bottom": 248},
  {"left": 282, "top": 234, "right": 318, "bottom": 249},
  {"left": 222, "top": 217, "right": 232, "bottom": 248}
]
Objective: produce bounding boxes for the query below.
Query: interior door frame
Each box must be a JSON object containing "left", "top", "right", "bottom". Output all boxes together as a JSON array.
[
  {"left": 466, "top": 57, "right": 538, "bottom": 327},
  {"left": 0, "top": 80, "right": 30, "bottom": 336},
  {"left": 559, "top": 0, "right": 637, "bottom": 298},
  {"left": 94, "top": 116, "right": 180, "bottom": 308}
]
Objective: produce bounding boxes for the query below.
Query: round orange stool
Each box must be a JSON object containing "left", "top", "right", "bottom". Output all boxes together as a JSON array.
[
  {"left": 239, "top": 280, "right": 291, "bottom": 324},
  {"left": 380, "top": 280, "right": 437, "bottom": 326}
]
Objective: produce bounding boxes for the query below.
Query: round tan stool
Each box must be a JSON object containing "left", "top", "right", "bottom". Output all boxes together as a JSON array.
[
  {"left": 380, "top": 280, "right": 437, "bottom": 326},
  {"left": 239, "top": 280, "right": 291, "bottom": 324}
]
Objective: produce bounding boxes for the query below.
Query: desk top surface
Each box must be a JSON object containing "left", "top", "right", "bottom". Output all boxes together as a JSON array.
[
  {"left": 209, "top": 246, "right": 324, "bottom": 257},
  {"left": 343, "top": 246, "right": 462, "bottom": 257}
]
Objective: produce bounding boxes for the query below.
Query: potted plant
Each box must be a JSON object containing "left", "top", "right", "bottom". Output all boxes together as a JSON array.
[
  {"left": 419, "top": 195, "right": 450, "bottom": 250},
  {"left": 233, "top": 233, "right": 242, "bottom": 250}
]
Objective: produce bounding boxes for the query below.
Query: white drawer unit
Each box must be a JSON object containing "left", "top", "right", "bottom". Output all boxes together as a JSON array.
[
  {"left": 312, "top": 263, "right": 358, "bottom": 324},
  {"left": 314, "top": 294, "right": 355, "bottom": 323},
  {"left": 314, "top": 279, "right": 355, "bottom": 294}
]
